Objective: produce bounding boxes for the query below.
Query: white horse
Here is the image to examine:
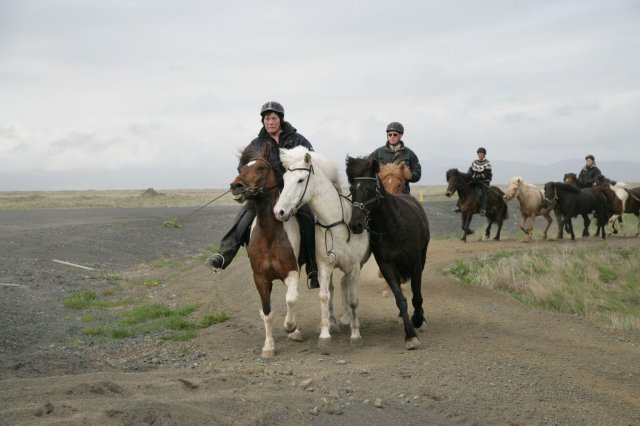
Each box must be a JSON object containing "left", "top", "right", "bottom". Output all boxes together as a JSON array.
[
  {"left": 503, "top": 176, "right": 555, "bottom": 241},
  {"left": 274, "top": 147, "right": 371, "bottom": 349}
]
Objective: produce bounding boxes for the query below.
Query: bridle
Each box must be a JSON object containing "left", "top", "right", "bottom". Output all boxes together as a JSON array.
[
  {"left": 543, "top": 184, "right": 558, "bottom": 206},
  {"left": 286, "top": 163, "right": 314, "bottom": 214},
  {"left": 236, "top": 157, "right": 278, "bottom": 197},
  {"left": 351, "top": 175, "right": 384, "bottom": 231}
]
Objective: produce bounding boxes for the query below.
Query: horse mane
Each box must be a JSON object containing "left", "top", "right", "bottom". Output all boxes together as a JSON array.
[
  {"left": 345, "top": 156, "right": 377, "bottom": 184},
  {"left": 446, "top": 168, "right": 471, "bottom": 182},
  {"left": 379, "top": 162, "right": 411, "bottom": 181},
  {"left": 509, "top": 176, "right": 523, "bottom": 185},
  {"left": 280, "top": 146, "right": 343, "bottom": 188},
  {"left": 554, "top": 182, "right": 581, "bottom": 193},
  {"left": 238, "top": 144, "right": 264, "bottom": 167}
]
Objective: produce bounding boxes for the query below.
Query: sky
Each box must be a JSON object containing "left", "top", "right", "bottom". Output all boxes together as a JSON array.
[{"left": 1, "top": 0, "right": 639, "bottom": 190}]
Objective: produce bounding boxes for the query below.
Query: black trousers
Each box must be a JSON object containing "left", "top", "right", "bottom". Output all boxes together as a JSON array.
[
  {"left": 217, "top": 203, "right": 317, "bottom": 274},
  {"left": 475, "top": 183, "right": 489, "bottom": 211}
]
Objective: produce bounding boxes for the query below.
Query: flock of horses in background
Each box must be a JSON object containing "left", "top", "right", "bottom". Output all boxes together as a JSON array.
[
  {"left": 445, "top": 168, "right": 640, "bottom": 242},
  {"left": 227, "top": 144, "right": 640, "bottom": 357}
]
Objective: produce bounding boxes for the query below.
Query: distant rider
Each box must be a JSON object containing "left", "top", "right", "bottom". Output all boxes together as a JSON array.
[
  {"left": 468, "top": 147, "right": 492, "bottom": 216},
  {"left": 577, "top": 154, "right": 602, "bottom": 188}
]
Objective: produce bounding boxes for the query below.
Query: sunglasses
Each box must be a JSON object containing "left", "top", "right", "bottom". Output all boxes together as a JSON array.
[{"left": 387, "top": 133, "right": 400, "bottom": 137}]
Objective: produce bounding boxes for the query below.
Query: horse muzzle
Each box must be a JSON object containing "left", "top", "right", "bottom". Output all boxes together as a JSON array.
[
  {"left": 445, "top": 191, "right": 453, "bottom": 198},
  {"left": 273, "top": 207, "right": 292, "bottom": 222},
  {"left": 230, "top": 182, "right": 247, "bottom": 203}
]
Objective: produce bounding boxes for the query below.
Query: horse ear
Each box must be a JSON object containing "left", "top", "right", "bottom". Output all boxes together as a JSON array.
[
  {"left": 262, "top": 142, "right": 272, "bottom": 160},
  {"left": 371, "top": 159, "right": 380, "bottom": 175},
  {"left": 304, "top": 152, "right": 312, "bottom": 165}
]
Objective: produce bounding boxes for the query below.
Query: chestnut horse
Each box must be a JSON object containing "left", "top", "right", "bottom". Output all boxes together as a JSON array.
[
  {"left": 445, "top": 168, "right": 508, "bottom": 242},
  {"left": 346, "top": 156, "right": 430, "bottom": 350},
  {"left": 229, "top": 143, "right": 302, "bottom": 358},
  {"left": 503, "top": 176, "right": 555, "bottom": 241}
]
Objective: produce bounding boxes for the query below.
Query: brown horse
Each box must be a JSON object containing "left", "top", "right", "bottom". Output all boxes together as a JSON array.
[
  {"left": 445, "top": 168, "right": 508, "bottom": 242},
  {"left": 377, "top": 162, "right": 412, "bottom": 296},
  {"left": 229, "top": 143, "right": 303, "bottom": 358}
]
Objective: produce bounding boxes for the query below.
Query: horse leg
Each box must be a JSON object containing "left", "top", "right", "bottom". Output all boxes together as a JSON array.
[
  {"left": 493, "top": 217, "right": 503, "bottom": 241},
  {"left": 564, "top": 217, "right": 576, "bottom": 241},
  {"left": 582, "top": 214, "right": 591, "bottom": 237},
  {"left": 484, "top": 220, "right": 492, "bottom": 240},
  {"left": 409, "top": 267, "right": 425, "bottom": 330},
  {"left": 255, "top": 277, "right": 275, "bottom": 358},
  {"left": 283, "top": 270, "right": 302, "bottom": 342},
  {"left": 461, "top": 213, "right": 473, "bottom": 242},
  {"left": 381, "top": 265, "right": 418, "bottom": 349},
  {"left": 327, "top": 275, "right": 338, "bottom": 329},
  {"left": 542, "top": 213, "right": 552, "bottom": 240},
  {"left": 341, "top": 268, "right": 363, "bottom": 347},
  {"left": 317, "top": 265, "right": 333, "bottom": 349},
  {"left": 518, "top": 214, "right": 529, "bottom": 240},
  {"left": 339, "top": 272, "right": 352, "bottom": 328},
  {"left": 526, "top": 214, "right": 536, "bottom": 241}
]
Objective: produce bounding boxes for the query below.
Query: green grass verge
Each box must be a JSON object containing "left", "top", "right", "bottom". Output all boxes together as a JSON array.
[{"left": 447, "top": 244, "right": 640, "bottom": 331}]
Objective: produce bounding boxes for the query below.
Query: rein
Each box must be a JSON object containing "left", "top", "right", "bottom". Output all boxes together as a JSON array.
[
  {"left": 352, "top": 175, "right": 399, "bottom": 238},
  {"left": 286, "top": 163, "right": 314, "bottom": 214}
]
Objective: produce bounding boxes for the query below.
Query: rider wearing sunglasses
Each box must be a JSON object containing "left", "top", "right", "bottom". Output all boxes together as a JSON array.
[{"left": 368, "top": 122, "right": 422, "bottom": 194}]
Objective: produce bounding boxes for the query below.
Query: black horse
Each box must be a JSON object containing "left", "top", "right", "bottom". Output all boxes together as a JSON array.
[
  {"left": 445, "top": 168, "right": 508, "bottom": 242},
  {"left": 541, "top": 182, "right": 607, "bottom": 240},
  {"left": 345, "top": 156, "right": 430, "bottom": 350}
]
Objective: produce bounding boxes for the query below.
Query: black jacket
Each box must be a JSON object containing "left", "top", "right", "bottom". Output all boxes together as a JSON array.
[{"left": 577, "top": 165, "right": 602, "bottom": 188}]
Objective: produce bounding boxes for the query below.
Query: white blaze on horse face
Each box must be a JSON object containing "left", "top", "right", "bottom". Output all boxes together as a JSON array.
[{"left": 246, "top": 160, "right": 257, "bottom": 167}]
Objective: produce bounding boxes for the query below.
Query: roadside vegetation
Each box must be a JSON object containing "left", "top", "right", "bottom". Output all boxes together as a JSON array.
[
  {"left": 447, "top": 243, "right": 640, "bottom": 331},
  {"left": 63, "top": 251, "right": 230, "bottom": 342}
]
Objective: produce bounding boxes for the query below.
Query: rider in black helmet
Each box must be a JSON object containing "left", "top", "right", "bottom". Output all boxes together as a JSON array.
[
  {"left": 205, "top": 101, "right": 320, "bottom": 289},
  {"left": 468, "top": 147, "right": 492, "bottom": 216},
  {"left": 368, "top": 122, "right": 422, "bottom": 194}
]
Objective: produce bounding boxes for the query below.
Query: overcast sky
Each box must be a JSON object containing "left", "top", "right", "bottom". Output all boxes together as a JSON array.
[{"left": 1, "top": 0, "right": 639, "bottom": 190}]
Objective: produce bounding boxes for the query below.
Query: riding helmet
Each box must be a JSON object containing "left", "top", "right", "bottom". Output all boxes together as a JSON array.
[
  {"left": 477, "top": 147, "right": 487, "bottom": 154},
  {"left": 260, "top": 101, "right": 285, "bottom": 120},
  {"left": 386, "top": 122, "right": 404, "bottom": 134},
  {"left": 585, "top": 154, "right": 595, "bottom": 161}
]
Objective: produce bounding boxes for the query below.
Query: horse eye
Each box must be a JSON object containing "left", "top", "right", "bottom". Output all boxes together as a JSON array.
[{"left": 297, "top": 178, "right": 304, "bottom": 184}]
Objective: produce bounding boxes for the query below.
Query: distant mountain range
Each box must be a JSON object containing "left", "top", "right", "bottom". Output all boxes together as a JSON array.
[{"left": 423, "top": 158, "right": 640, "bottom": 186}]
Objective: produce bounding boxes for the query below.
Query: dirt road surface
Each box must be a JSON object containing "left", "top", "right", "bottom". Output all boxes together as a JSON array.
[{"left": 1, "top": 204, "right": 638, "bottom": 425}]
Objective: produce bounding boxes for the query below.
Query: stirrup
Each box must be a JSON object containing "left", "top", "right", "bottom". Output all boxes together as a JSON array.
[{"left": 204, "top": 253, "right": 225, "bottom": 273}]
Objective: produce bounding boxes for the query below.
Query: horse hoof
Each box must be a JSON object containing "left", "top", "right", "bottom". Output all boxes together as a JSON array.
[
  {"left": 288, "top": 329, "right": 303, "bottom": 342},
  {"left": 405, "top": 337, "right": 420, "bottom": 350},
  {"left": 350, "top": 336, "right": 364, "bottom": 347},
  {"left": 261, "top": 349, "right": 275, "bottom": 359},
  {"left": 284, "top": 321, "right": 297, "bottom": 334},
  {"left": 318, "top": 337, "right": 332, "bottom": 349}
]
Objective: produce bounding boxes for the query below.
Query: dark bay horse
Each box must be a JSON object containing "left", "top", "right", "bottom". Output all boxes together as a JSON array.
[
  {"left": 346, "top": 156, "right": 430, "bottom": 350},
  {"left": 541, "top": 182, "right": 607, "bottom": 240},
  {"left": 230, "top": 143, "right": 303, "bottom": 358},
  {"left": 445, "top": 168, "right": 508, "bottom": 242}
]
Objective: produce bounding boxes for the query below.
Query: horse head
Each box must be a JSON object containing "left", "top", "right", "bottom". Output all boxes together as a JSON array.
[
  {"left": 541, "top": 181, "right": 558, "bottom": 209},
  {"left": 273, "top": 147, "right": 315, "bottom": 222},
  {"left": 445, "top": 168, "right": 471, "bottom": 197},
  {"left": 230, "top": 143, "right": 277, "bottom": 203},
  {"left": 346, "top": 156, "right": 382, "bottom": 234},
  {"left": 503, "top": 176, "right": 523, "bottom": 201},
  {"left": 563, "top": 172, "right": 579, "bottom": 186},
  {"left": 378, "top": 162, "right": 411, "bottom": 194}
]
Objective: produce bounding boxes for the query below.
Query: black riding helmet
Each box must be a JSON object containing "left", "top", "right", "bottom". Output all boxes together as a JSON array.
[
  {"left": 260, "top": 101, "right": 285, "bottom": 122},
  {"left": 386, "top": 122, "right": 404, "bottom": 134},
  {"left": 477, "top": 147, "right": 487, "bottom": 154}
]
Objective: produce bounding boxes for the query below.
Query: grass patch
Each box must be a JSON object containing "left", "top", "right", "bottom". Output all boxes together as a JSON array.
[{"left": 447, "top": 244, "right": 640, "bottom": 331}]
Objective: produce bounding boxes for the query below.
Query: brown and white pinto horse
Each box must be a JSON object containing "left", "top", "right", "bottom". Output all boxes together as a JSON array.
[
  {"left": 503, "top": 176, "right": 555, "bottom": 241},
  {"left": 445, "top": 168, "right": 508, "bottom": 242},
  {"left": 229, "top": 143, "right": 302, "bottom": 358}
]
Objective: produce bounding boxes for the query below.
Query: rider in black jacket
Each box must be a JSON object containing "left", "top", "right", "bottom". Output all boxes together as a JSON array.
[
  {"left": 205, "top": 101, "right": 320, "bottom": 289},
  {"left": 577, "top": 154, "right": 602, "bottom": 188}
]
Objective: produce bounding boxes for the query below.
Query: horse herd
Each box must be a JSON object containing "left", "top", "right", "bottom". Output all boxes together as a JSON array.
[
  {"left": 445, "top": 168, "right": 640, "bottom": 242},
  {"left": 226, "top": 144, "right": 640, "bottom": 357}
]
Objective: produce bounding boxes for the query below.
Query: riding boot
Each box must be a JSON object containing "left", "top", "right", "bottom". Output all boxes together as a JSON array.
[
  {"left": 296, "top": 204, "right": 319, "bottom": 289},
  {"left": 480, "top": 185, "right": 489, "bottom": 216},
  {"left": 205, "top": 203, "right": 255, "bottom": 272}
]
